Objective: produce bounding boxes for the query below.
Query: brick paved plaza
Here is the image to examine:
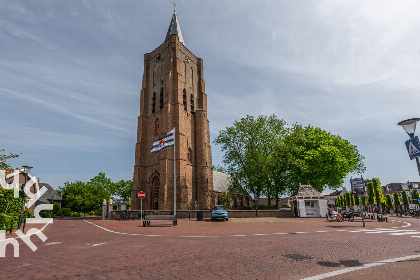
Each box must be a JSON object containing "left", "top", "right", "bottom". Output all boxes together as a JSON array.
[{"left": 2, "top": 215, "right": 420, "bottom": 279}]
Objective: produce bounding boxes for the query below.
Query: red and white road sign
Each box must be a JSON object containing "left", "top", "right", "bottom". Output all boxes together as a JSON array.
[{"left": 138, "top": 191, "right": 145, "bottom": 199}]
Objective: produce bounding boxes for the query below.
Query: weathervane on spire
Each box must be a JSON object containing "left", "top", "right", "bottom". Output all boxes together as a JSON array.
[{"left": 173, "top": 3, "right": 176, "bottom": 12}]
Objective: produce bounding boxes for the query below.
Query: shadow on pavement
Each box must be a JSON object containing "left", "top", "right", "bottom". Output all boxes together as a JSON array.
[{"left": 318, "top": 260, "right": 362, "bottom": 267}]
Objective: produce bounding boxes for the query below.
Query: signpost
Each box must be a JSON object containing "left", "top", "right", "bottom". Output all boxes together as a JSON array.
[
  {"left": 253, "top": 188, "right": 258, "bottom": 218},
  {"left": 350, "top": 177, "right": 366, "bottom": 227},
  {"left": 138, "top": 191, "right": 145, "bottom": 226}
]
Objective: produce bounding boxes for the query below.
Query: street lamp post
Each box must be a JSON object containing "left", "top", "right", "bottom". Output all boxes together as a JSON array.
[
  {"left": 397, "top": 118, "right": 420, "bottom": 176},
  {"left": 18, "top": 165, "right": 32, "bottom": 231}
]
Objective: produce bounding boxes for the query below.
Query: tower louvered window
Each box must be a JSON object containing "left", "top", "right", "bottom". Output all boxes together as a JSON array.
[
  {"left": 190, "top": 94, "right": 194, "bottom": 114},
  {"left": 160, "top": 87, "right": 164, "bottom": 109},
  {"left": 183, "top": 89, "right": 187, "bottom": 112},
  {"left": 152, "top": 92, "right": 156, "bottom": 114}
]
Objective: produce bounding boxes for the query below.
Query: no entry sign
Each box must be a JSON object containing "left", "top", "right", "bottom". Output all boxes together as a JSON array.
[{"left": 138, "top": 191, "right": 145, "bottom": 199}]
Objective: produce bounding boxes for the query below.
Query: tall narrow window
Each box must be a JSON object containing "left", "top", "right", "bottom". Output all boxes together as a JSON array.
[
  {"left": 190, "top": 94, "right": 194, "bottom": 114},
  {"left": 152, "top": 176, "right": 160, "bottom": 210},
  {"left": 155, "top": 119, "right": 159, "bottom": 135},
  {"left": 152, "top": 92, "right": 156, "bottom": 114},
  {"left": 160, "top": 88, "right": 164, "bottom": 109},
  {"left": 183, "top": 89, "right": 187, "bottom": 112}
]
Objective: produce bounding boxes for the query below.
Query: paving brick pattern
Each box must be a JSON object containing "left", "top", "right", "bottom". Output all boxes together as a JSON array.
[{"left": 1, "top": 216, "right": 419, "bottom": 279}]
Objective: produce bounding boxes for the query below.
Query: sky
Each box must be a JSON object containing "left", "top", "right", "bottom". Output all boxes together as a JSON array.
[{"left": 2, "top": 0, "right": 420, "bottom": 194}]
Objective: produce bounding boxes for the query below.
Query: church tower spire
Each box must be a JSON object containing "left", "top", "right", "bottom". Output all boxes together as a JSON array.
[{"left": 165, "top": 10, "right": 184, "bottom": 45}]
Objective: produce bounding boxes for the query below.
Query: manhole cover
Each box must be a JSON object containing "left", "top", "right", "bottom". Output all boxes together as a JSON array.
[{"left": 283, "top": 254, "right": 313, "bottom": 261}]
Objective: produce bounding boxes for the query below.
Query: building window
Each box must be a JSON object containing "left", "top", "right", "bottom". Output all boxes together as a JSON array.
[
  {"left": 190, "top": 94, "right": 194, "bottom": 114},
  {"left": 152, "top": 92, "right": 156, "bottom": 114},
  {"left": 155, "top": 119, "right": 159, "bottom": 135},
  {"left": 305, "top": 201, "right": 315, "bottom": 208},
  {"left": 188, "top": 148, "right": 193, "bottom": 163},
  {"left": 183, "top": 89, "right": 187, "bottom": 112},
  {"left": 160, "top": 87, "right": 164, "bottom": 109}
]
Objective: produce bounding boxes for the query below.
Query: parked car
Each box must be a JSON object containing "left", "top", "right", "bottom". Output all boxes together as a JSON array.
[{"left": 211, "top": 205, "right": 228, "bottom": 221}]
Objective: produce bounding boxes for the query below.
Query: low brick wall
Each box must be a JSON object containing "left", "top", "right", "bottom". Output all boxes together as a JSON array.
[{"left": 108, "top": 209, "right": 293, "bottom": 220}]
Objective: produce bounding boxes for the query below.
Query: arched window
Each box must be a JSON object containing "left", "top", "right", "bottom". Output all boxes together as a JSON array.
[
  {"left": 190, "top": 94, "right": 194, "bottom": 114},
  {"left": 160, "top": 87, "right": 164, "bottom": 110},
  {"left": 152, "top": 92, "right": 156, "bottom": 114},
  {"left": 183, "top": 89, "right": 187, "bottom": 112}
]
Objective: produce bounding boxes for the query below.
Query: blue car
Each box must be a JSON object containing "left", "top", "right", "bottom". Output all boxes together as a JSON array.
[{"left": 211, "top": 205, "right": 228, "bottom": 221}]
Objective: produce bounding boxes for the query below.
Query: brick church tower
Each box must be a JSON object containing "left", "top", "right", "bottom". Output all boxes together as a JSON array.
[{"left": 132, "top": 11, "right": 213, "bottom": 211}]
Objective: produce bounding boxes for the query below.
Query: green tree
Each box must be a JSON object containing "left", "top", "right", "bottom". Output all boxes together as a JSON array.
[
  {"left": 393, "top": 193, "right": 401, "bottom": 214},
  {"left": 0, "top": 149, "right": 20, "bottom": 171},
  {"left": 401, "top": 190, "right": 410, "bottom": 210},
  {"left": 361, "top": 196, "right": 367, "bottom": 207},
  {"left": 372, "top": 178, "right": 384, "bottom": 218},
  {"left": 366, "top": 182, "right": 375, "bottom": 205},
  {"left": 284, "top": 124, "right": 365, "bottom": 192},
  {"left": 350, "top": 192, "right": 355, "bottom": 206},
  {"left": 212, "top": 165, "right": 226, "bottom": 173},
  {"left": 214, "top": 115, "right": 289, "bottom": 207},
  {"left": 0, "top": 188, "right": 31, "bottom": 231},
  {"left": 412, "top": 189, "right": 420, "bottom": 205},
  {"left": 113, "top": 180, "right": 133, "bottom": 203},
  {"left": 220, "top": 191, "right": 232, "bottom": 209},
  {"left": 355, "top": 195, "right": 360, "bottom": 206},
  {"left": 385, "top": 194, "right": 393, "bottom": 213},
  {"left": 58, "top": 173, "right": 114, "bottom": 214}
]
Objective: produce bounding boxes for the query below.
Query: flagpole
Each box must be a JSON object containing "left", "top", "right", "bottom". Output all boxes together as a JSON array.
[{"left": 173, "top": 126, "right": 176, "bottom": 216}]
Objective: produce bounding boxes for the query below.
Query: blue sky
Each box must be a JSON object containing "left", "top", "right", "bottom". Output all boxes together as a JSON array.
[{"left": 2, "top": 1, "right": 420, "bottom": 193}]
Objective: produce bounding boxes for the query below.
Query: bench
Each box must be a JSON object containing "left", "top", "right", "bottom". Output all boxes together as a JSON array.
[
  {"left": 326, "top": 213, "right": 338, "bottom": 221},
  {"left": 142, "top": 214, "right": 177, "bottom": 227}
]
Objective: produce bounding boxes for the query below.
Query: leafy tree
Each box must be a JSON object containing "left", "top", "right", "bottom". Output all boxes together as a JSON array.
[
  {"left": 0, "top": 188, "right": 31, "bottom": 231},
  {"left": 0, "top": 149, "right": 20, "bottom": 171},
  {"left": 113, "top": 180, "right": 133, "bottom": 203},
  {"left": 220, "top": 191, "right": 232, "bottom": 209},
  {"left": 339, "top": 196, "right": 344, "bottom": 207},
  {"left": 214, "top": 116, "right": 365, "bottom": 206},
  {"left": 401, "top": 190, "right": 409, "bottom": 210},
  {"left": 355, "top": 195, "right": 360, "bottom": 206},
  {"left": 212, "top": 165, "right": 226, "bottom": 173},
  {"left": 372, "top": 178, "right": 384, "bottom": 218},
  {"left": 58, "top": 173, "right": 134, "bottom": 214},
  {"left": 283, "top": 124, "right": 365, "bottom": 192},
  {"left": 412, "top": 189, "right": 419, "bottom": 205},
  {"left": 393, "top": 193, "right": 401, "bottom": 213},
  {"left": 58, "top": 173, "right": 114, "bottom": 214},
  {"left": 214, "top": 115, "right": 289, "bottom": 207},
  {"left": 361, "top": 196, "right": 367, "bottom": 207},
  {"left": 366, "top": 182, "right": 375, "bottom": 204},
  {"left": 385, "top": 194, "right": 393, "bottom": 212}
]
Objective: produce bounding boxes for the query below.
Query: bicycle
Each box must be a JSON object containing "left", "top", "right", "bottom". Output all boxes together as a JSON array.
[
  {"left": 342, "top": 212, "right": 355, "bottom": 221},
  {"left": 118, "top": 210, "right": 133, "bottom": 221}
]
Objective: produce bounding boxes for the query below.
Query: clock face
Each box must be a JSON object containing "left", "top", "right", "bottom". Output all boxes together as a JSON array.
[{"left": 156, "top": 54, "right": 161, "bottom": 62}]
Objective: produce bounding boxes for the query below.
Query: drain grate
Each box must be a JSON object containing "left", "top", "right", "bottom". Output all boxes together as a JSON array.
[{"left": 283, "top": 254, "right": 313, "bottom": 261}]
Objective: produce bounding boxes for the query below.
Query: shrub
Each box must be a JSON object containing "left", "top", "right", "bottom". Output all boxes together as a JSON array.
[
  {"left": 61, "top": 208, "right": 72, "bottom": 217},
  {"left": 71, "top": 212, "right": 81, "bottom": 217}
]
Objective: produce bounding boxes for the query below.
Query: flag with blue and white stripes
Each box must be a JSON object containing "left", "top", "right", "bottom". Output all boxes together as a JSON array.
[{"left": 151, "top": 128, "right": 175, "bottom": 154}]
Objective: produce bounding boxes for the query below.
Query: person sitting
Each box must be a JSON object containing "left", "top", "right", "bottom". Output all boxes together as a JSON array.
[
  {"left": 328, "top": 207, "right": 337, "bottom": 220},
  {"left": 336, "top": 212, "right": 343, "bottom": 222}
]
